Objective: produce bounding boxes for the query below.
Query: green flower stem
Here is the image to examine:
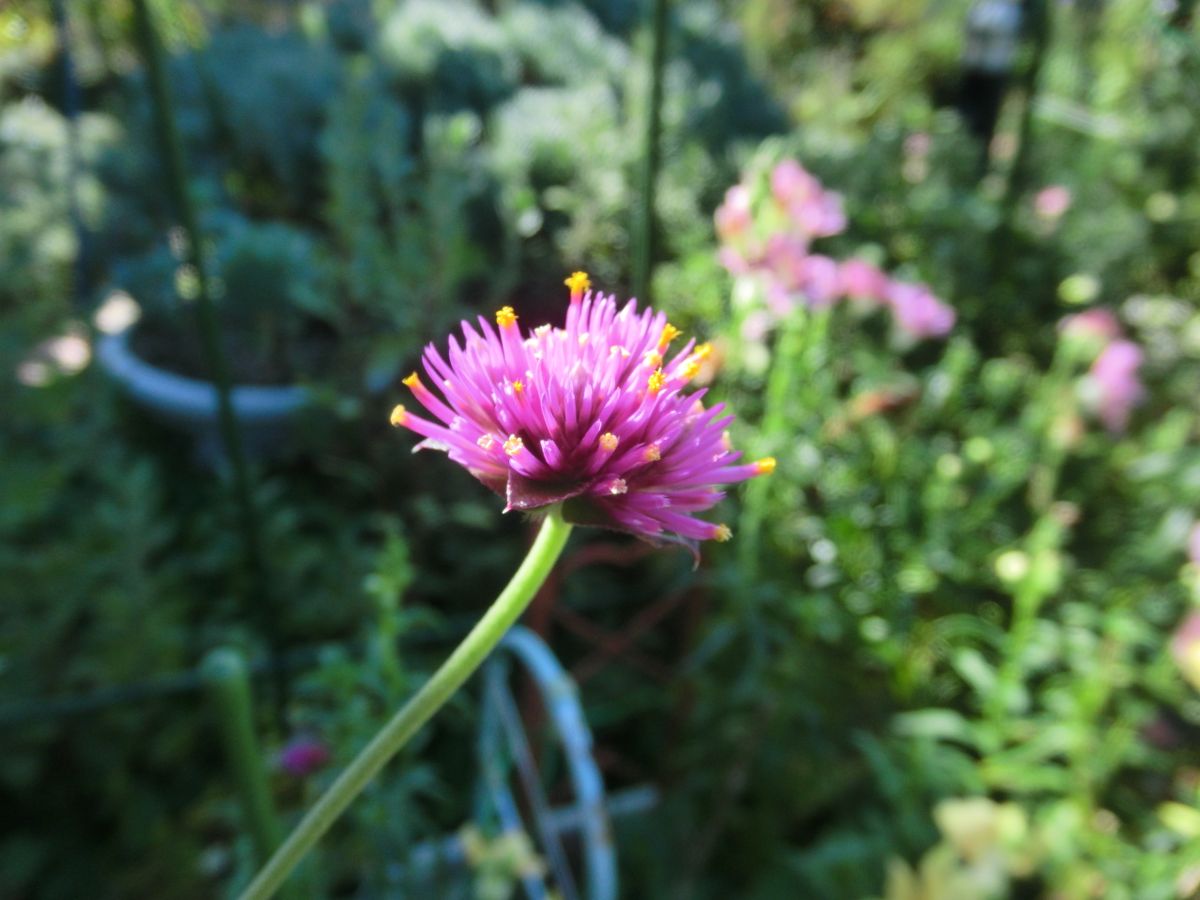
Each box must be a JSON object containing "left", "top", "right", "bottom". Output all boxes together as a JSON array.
[
  {"left": 739, "top": 310, "right": 808, "bottom": 577},
  {"left": 237, "top": 509, "right": 573, "bottom": 900},
  {"left": 201, "top": 649, "right": 290, "bottom": 884}
]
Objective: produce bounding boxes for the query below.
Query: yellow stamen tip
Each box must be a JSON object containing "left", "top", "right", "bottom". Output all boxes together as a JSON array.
[
  {"left": 495, "top": 306, "right": 518, "bottom": 328},
  {"left": 647, "top": 368, "right": 666, "bottom": 394},
  {"left": 503, "top": 435, "right": 524, "bottom": 456},
  {"left": 512, "top": 380, "right": 525, "bottom": 394},
  {"left": 682, "top": 360, "right": 701, "bottom": 380},
  {"left": 599, "top": 432, "right": 619, "bottom": 451},
  {"left": 658, "top": 323, "right": 682, "bottom": 349},
  {"left": 402, "top": 371, "right": 420, "bottom": 388},
  {"left": 694, "top": 342, "right": 713, "bottom": 360},
  {"left": 389, "top": 404, "right": 407, "bottom": 427},
  {"left": 754, "top": 457, "right": 777, "bottom": 475},
  {"left": 644, "top": 444, "right": 662, "bottom": 462},
  {"left": 564, "top": 271, "right": 591, "bottom": 296},
  {"left": 713, "top": 524, "right": 733, "bottom": 542},
  {"left": 644, "top": 351, "right": 664, "bottom": 368}
]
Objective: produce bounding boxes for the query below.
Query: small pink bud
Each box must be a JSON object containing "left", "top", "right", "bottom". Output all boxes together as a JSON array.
[
  {"left": 887, "top": 281, "right": 956, "bottom": 339},
  {"left": 1086, "top": 340, "right": 1144, "bottom": 434},
  {"left": 1059, "top": 308, "right": 1122, "bottom": 346},
  {"left": 1035, "top": 185, "right": 1072, "bottom": 220},
  {"left": 714, "top": 184, "right": 752, "bottom": 240},
  {"left": 1172, "top": 612, "right": 1200, "bottom": 692},
  {"left": 277, "top": 735, "right": 331, "bottom": 777}
]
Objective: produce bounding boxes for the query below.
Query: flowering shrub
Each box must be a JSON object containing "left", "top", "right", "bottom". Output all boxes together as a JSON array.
[{"left": 715, "top": 157, "right": 955, "bottom": 341}]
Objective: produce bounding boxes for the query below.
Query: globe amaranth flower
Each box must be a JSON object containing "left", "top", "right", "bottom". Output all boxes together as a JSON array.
[{"left": 390, "top": 273, "right": 773, "bottom": 553}]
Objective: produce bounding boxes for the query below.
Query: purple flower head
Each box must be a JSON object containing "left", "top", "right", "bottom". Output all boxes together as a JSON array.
[
  {"left": 1085, "top": 339, "right": 1144, "bottom": 433},
  {"left": 887, "top": 282, "right": 956, "bottom": 338},
  {"left": 277, "top": 735, "right": 331, "bottom": 777},
  {"left": 391, "top": 273, "right": 773, "bottom": 554}
]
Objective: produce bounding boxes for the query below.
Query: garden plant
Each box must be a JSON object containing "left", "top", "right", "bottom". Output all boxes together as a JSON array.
[{"left": 2, "top": 0, "right": 1200, "bottom": 899}]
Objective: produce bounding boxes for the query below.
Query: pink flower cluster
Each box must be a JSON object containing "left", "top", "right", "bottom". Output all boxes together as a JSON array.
[
  {"left": 715, "top": 159, "right": 955, "bottom": 340},
  {"left": 1059, "top": 308, "right": 1145, "bottom": 434}
]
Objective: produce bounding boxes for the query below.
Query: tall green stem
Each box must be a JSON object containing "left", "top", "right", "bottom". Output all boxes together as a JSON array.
[
  {"left": 237, "top": 509, "right": 574, "bottom": 900},
  {"left": 130, "top": 0, "right": 284, "bottom": 708},
  {"left": 632, "top": 0, "right": 669, "bottom": 303},
  {"left": 739, "top": 309, "right": 810, "bottom": 577},
  {"left": 200, "top": 649, "right": 288, "bottom": 876}
]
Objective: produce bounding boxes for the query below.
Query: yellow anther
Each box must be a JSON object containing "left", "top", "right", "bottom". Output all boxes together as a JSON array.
[
  {"left": 644, "top": 444, "right": 662, "bottom": 462},
  {"left": 713, "top": 524, "right": 733, "bottom": 542},
  {"left": 496, "top": 306, "right": 518, "bottom": 328},
  {"left": 694, "top": 342, "right": 713, "bottom": 360},
  {"left": 753, "top": 457, "right": 777, "bottom": 475},
  {"left": 599, "top": 432, "right": 619, "bottom": 451},
  {"left": 647, "top": 368, "right": 666, "bottom": 394},
  {"left": 607, "top": 478, "right": 628, "bottom": 495},
  {"left": 477, "top": 434, "right": 496, "bottom": 450},
  {"left": 503, "top": 435, "right": 524, "bottom": 456},
  {"left": 658, "top": 323, "right": 682, "bottom": 350},
  {"left": 643, "top": 351, "right": 664, "bottom": 369},
  {"left": 403, "top": 371, "right": 420, "bottom": 388},
  {"left": 564, "top": 271, "right": 591, "bottom": 297},
  {"left": 512, "top": 380, "right": 525, "bottom": 394},
  {"left": 389, "top": 404, "right": 407, "bottom": 426},
  {"left": 682, "top": 359, "right": 701, "bottom": 380}
]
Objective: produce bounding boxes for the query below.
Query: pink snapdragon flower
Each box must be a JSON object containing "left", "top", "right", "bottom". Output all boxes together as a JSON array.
[
  {"left": 887, "top": 282, "right": 956, "bottom": 338},
  {"left": 391, "top": 273, "right": 773, "bottom": 552},
  {"left": 770, "top": 160, "right": 846, "bottom": 239},
  {"left": 1085, "top": 339, "right": 1144, "bottom": 433},
  {"left": 277, "top": 736, "right": 331, "bottom": 777},
  {"left": 1034, "top": 185, "right": 1072, "bottom": 220},
  {"left": 715, "top": 158, "right": 955, "bottom": 341},
  {"left": 838, "top": 258, "right": 890, "bottom": 302},
  {"left": 764, "top": 236, "right": 841, "bottom": 310}
]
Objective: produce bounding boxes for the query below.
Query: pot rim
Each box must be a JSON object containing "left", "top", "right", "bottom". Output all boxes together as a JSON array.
[{"left": 96, "top": 324, "right": 309, "bottom": 420}]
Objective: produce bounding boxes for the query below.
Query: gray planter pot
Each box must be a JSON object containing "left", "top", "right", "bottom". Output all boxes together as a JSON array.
[{"left": 97, "top": 326, "right": 310, "bottom": 467}]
